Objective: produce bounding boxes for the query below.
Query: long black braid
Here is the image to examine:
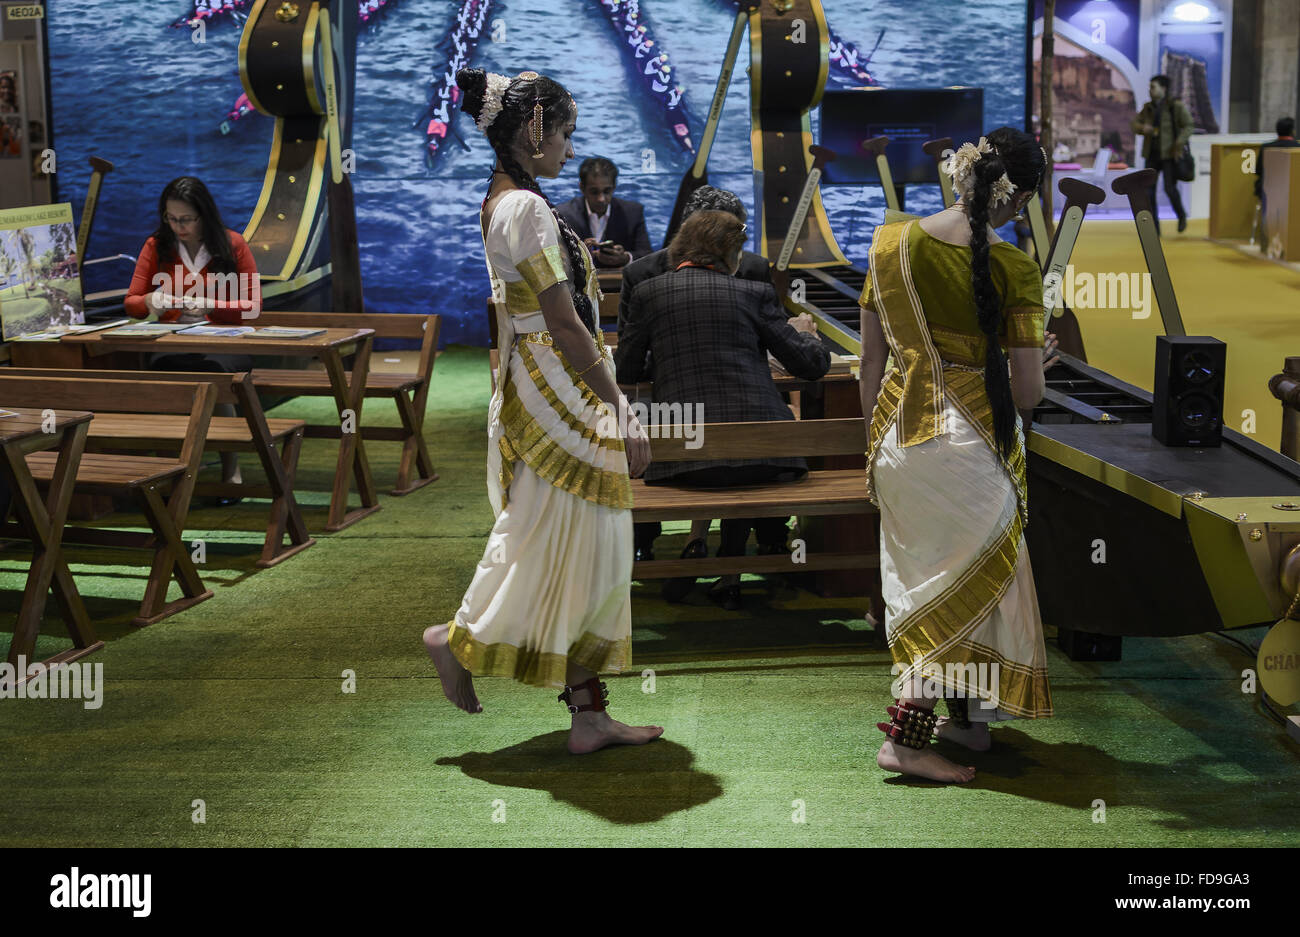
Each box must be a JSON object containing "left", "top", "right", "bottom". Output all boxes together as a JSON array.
[
  {"left": 458, "top": 68, "right": 597, "bottom": 334},
  {"left": 964, "top": 127, "right": 1046, "bottom": 458}
]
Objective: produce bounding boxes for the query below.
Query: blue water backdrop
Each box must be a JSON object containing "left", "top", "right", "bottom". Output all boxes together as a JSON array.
[{"left": 48, "top": 0, "right": 1026, "bottom": 345}]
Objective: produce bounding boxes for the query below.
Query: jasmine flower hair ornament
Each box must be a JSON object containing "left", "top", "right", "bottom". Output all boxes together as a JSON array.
[
  {"left": 474, "top": 72, "right": 513, "bottom": 134},
  {"left": 943, "top": 136, "right": 1018, "bottom": 207}
]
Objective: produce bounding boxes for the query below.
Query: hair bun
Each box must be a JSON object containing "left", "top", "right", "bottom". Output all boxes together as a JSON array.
[{"left": 457, "top": 67, "right": 488, "bottom": 122}]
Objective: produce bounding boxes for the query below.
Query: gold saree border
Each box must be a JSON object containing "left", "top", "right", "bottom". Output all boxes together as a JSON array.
[
  {"left": 504, "top": 278, "right": 539, "bottom": 311},
  {"left": 869, "top": 221, "right": 945, "bottom": 448},
  {"left": 912, "top": 637, "right": 1054, "bottom": 719},
  {"left": 497, "top": 342, "right": 632, "bottom": 510},
  {"left": 888, "top": 510, "right": 1051, "bottom": 717},
  {"left": 447, "top": 620, "right": 631, "bottom": 689}
]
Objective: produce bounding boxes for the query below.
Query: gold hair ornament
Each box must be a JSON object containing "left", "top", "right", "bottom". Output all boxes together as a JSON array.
[{"left": 515, "top": 71, "right": 545, "bottom": 159}]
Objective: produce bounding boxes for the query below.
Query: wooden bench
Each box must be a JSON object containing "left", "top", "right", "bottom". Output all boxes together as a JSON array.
[
  {"left": 246, "top": 311, "right": 441, "bottom": 495},
  {"left": 0, "top": 368, "right": 314, "bottom": 567},
  {"left": 0, "top": 375, "right": 216, "bottom": 626},
  {"left": 633, "top": 418, "right": 883, "bottom": 614}
]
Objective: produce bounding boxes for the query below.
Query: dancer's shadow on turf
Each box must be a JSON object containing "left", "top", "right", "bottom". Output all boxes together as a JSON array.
[
  {"left": 890, "top": 728, "right": 1300, "bottom": 833},
  {"left": 437, "top": 732, "right": 723, "bottom": 824}
]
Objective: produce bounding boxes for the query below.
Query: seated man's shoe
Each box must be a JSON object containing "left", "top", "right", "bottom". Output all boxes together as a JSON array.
[
  {"left": 708, "top": 577, "right": 743, "bottom": 611},
  {"left": 662, "top": 539, "right": 706, "bottom": 602},
  {"left": 1177, "top": 217, "right": 1188, "bottom": 233},
  {"left": 756, "top": 542, "right": 796, "bottom": 590}
]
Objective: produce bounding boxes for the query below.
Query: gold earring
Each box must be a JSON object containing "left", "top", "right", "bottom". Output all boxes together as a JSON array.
[{"left": 530, "top": 101, "right": 544, "bottom": 159}]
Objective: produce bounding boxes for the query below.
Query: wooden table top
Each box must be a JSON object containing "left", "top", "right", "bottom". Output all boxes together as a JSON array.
[
  {"left": 772, "top": 366, "right": 859, "bottom": 386},
  {"left": 59, "top": 327, "right": 374, "bottom": 357},
  {"left": 0, "top": 408, "right": 93, "bottom": 445},
  {"left": 596, "top": 269, "right": 626, "bottom": 291}
]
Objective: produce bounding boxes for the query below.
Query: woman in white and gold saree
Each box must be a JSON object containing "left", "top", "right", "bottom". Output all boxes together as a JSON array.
[
  {"left": 422, "top": 68, "right": 662, "bottom": 755},
  {"left": 858, "top": 128, "right": 1058, "bottom": 783}
]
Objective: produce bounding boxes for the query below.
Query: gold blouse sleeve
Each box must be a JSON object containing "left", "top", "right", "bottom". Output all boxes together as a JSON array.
[
  {"left": 858, "top": 272, "right": 876, "bottom": 313},
  {"left": 1001, "top": 256, "right": 1045, "bottom": 348},
  {"left": 515, "top": 245, "right": 568, "bottom": 295}
]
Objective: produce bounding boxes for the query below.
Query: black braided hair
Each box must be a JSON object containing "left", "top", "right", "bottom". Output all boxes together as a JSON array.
[
  {"left": 457, "top": 67, "right": 597, "bottom": 334},
  {"left": 964, "top": 127, "right": 1046, "bottom": 458}
]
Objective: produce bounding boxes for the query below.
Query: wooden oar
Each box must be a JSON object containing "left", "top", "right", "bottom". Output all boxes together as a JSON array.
[
  {"left": 661, "top": 6, "right": 755, "bottom": 247},
  {"left": 1111, "top": 169, "right": 1186, "bottom": 337},
  {"left": 1041, "top": 178, "right": 1105, "bottom": 317},
  {"left": 922, "top": 137, "right": 956, "bottom": 208},
  {"left": 861, "top": 136, "right": 900, "bottom": 212},
  {"left": 771, "top": 144, "right": 836, "bottom": 302},
  {"left": 75, "top": 157, "right": 114, "bottom": 267},
  {"left": 1038, "top": 177, "right": 1104, "bottom": 361}
]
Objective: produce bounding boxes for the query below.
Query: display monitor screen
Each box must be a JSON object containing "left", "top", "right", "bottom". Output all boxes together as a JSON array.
[{"left": 819, "top": 88, "right": 985, "bottom": 186}]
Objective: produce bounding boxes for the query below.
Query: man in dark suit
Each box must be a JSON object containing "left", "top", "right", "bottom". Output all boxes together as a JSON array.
[
  {"left": 614, "top": 209, "right": 828, "bottom": 607},
  {"left": 1255, "top": 116, "right": 1298, "bottom": 199},
  {"left": 616, "top": 187, "right": 773, "bottom": 575},
  {"left": 618, "top": 185, "right": 768, "bottom": 338},
  {"left": 556, "top": 156, "right": 652, "bottom": 267}
]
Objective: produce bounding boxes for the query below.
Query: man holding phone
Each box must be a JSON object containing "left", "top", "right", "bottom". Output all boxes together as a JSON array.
[{"left": 557, "top": 156, "right": 653, "bottom": 267}]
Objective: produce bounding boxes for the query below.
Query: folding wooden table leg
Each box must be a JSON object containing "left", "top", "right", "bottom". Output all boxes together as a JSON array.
[
  {"left": 1, "top": 422, "right": 98, "bottom": 665},
  {"left": 391, "top": 391, "right": 437, "bottom": 496},
  {"left": 320, "top": 336, "right": 381, "bottom": 531},
  {"left": 133, "top": 483, "right": 213, "bottom": 626},
  {"left": 258, "top": 429, "right": 315, "bottom": 566},
  {"left": 232, "top": 379, "right": 314, "bottom": 566}
]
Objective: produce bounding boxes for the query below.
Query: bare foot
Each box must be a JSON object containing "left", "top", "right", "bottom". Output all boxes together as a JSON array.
[
  {"left": 567, "top": 711, "right": 664, "bottom": 755},
  {"left": 422, "top": 624, "right": 482, "bottom": 714},
  {"left": 877, "top": 739, "right": 976, "bottom": 783},
  {"left": 934, "top": 717, "right": 991, "bottom": 751}
]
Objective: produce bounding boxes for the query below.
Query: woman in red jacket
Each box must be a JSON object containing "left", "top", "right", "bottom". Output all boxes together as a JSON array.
[
  {"left": 126, "top": 177, "right": 261, "bottom": 490},
  {"left": 126, "top": 176, "right": 260, "bottom": 325}
]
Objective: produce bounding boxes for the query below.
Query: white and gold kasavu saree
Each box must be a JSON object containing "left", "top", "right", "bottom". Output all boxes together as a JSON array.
[
  {"left": 863, "top": 221, "right": 1053, "bottom": 719},
  {"left": 447, "top": 190, "right": 632, "bottom": 688}
]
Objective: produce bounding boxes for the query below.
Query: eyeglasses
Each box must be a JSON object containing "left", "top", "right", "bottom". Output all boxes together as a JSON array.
[{"left": 164, "top": 215, "right": 199, "bottom": 226}]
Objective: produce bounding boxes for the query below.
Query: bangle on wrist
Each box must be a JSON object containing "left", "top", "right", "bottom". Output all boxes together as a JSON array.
[{"left": 574, "top": 357, "right": 603, "bottom": 377}]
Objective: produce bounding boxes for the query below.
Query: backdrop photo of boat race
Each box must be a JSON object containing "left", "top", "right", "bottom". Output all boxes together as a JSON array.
[{"left": 48, "top": 0, "right": 1026, "bottom": 345}]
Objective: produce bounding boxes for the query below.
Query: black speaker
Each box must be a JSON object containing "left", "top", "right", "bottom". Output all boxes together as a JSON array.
[{"left": 1153, "top": 336, "right": 1225, "bottom": 447}]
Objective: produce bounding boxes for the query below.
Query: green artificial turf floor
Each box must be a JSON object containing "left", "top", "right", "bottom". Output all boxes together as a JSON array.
[{"left": 0, "top": 345, "right": 1295, "bottom": 846}]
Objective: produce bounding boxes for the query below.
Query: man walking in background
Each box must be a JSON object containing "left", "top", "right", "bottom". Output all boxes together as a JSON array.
[{"left": 1131, "top": 75, "right": 1193, "bottom": 235}]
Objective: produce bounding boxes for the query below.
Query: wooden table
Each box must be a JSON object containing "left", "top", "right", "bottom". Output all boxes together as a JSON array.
[
  {"left": 61, "top": 327, "right": 379, "bottom": 531},
  {"left": 0, "top": 407, "right": 101, "bottom": 667}
]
